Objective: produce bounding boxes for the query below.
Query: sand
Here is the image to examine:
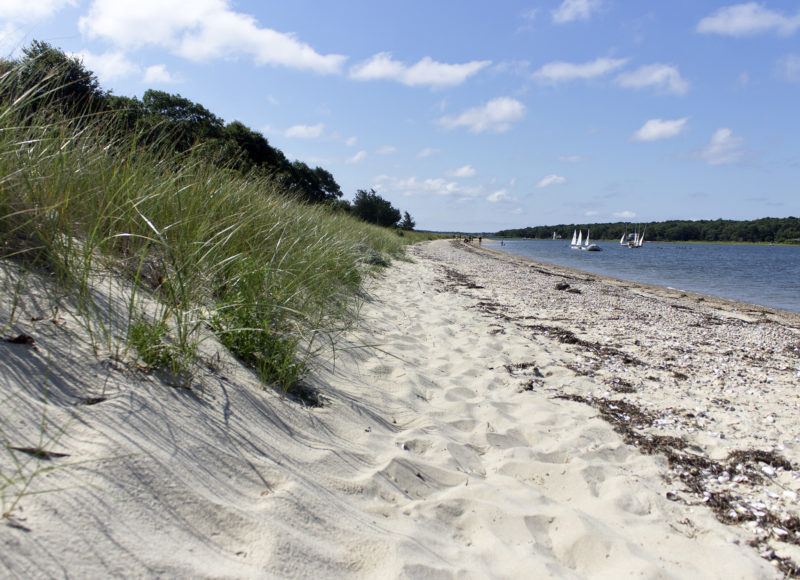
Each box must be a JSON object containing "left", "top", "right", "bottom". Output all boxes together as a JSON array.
[{"left": 2, "top": 239, "right": 799, "bottom": 578}]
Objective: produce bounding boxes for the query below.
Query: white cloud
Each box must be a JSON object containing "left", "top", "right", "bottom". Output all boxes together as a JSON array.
[
  {"left": 445, "top": 165, "right": 477, "bottom": 178},
  {"left": 284, "top": 123, "right": 324, "bottom": 139},
  {"left": 0, "top": 22, "right": 25, "bottom": 54},
  {"left": 346, "top": 150, "right": 367, "bottom": 164},
  {"left": 584, "top": 210, "right": 599, "bottom": 217},
  {"left": 558, "top": 155, "right": 584, "bottom": 162},
  {"left": 349, "top": 52, "right": 490, "bottom": 88},
  {"left": 79, "top": 0, "right": 345, "bottom": 74},
  {"left": 631, "top": 117, "right": 688, "bottom": 141},
  {"left": 616, "top": 64, "right": 689, "bottom": 95},
  {"left": 697, "top": 3, "right": 800, "bottom": 37},
  {"left": 778, "top": 54, "right": 800, "bottom": 84},
  {"left": 533, "top": 57, "right": 628, "bottom": 84},
  {"left": 376, "top": 145, "right": 397, "bottom": 155},
  {"left": 345, "top": 136, "right": 357, "bottom": 146},
  {"left": 522, "top": 8, "right": 539, "bottom": 22},
  {"left": 700, "top": 128, "right": 744, "bottom": 165},
  {"left": 614, "top": 210, "right": 637, "bottom": 219},
  {"left": 487, "top": 189, "right": 512, "bottom": 203},
  {"left": 552, "top": 0, "right": 603, "bottom": 24},
  {"left": 142, "top": 64, "right": 178, "bottom": 84},
  {"left": 69, "top": 49, "right": 140, "bottom": 82},
  {"left": 536, "top": 174, "right": 567, "bottom": 188},
  {"left": 0, "top": 0, "right": 75, "bottom": 22},
  {"left": 375, "top": 175, "right": 482, "bottom": 198},
  {"left": 438, "top": 97, "right": 526, "bottom": 133},
  {"left": 417, "top": 147, "right": 439, "bottom": 158}
]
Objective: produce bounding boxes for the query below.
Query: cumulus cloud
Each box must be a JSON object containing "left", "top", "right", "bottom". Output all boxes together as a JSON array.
[
  {"left": 284, "top": 123, "right": 324, "bottom": 139},
  {"left": 697, "top": 3, "right": 800, "bottom": 37},
  {"left": 143, "top": 64, "right": 179, "bottom": 83},
  {"left": 374, "top": 175, "right": 481, "bottom": 198},
  {"left": 69, "top": 49, "right": 140, "bottom": 82},
  {"left": 79, "top": 0, "right": 345, "bottom": 74},
  {"left": 536, "top": 174, "right": 567, "bottom": 188},
  {"left": 438, "top": 97, "right": 526, "bottom": 133},
  {"left": 533, "top": 57, "right": 628, "bottom": 84},
  {"left": 631, "top": 117, "right": 688, "bottom": 141},
  {"left": 345, "top": 136, "right": 357, "bottom": 147},
  {"left": 376, "top": 145, "right": 397, "bottom": 155},
  {"left": 349, "top": 52, "right": 490, "bottom": 88},
  {"left": 552, "top": 0, "right": 603, "bottom": 24},
  {"left": 0, "top": 0, "right": 75, "bottom": 22},
  {"left": 487, "top": 189, "right": 511, "bottom": 203},
  {"left": 700, "top": 128, "right": 744, "bottom": 165},
  {"left": 616, "top": 64, "right": 689, "bottom": 95},
  {"left": 614, "top": 210, "right": 637, "bottom": 219},
  {"left": 346, "top": 150, "right": 367, "bottom": 164},
  {"left": 445, "top": 165, "right": 477, "bottom": 178},
  {"left": 0, "top": 22, "right": 25, "bottom": 54},
  {"left": 0, "top": 0, "right": 75, "bottom": 53}
]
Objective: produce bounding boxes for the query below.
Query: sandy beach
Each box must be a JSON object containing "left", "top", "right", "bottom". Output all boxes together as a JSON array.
[{"left": 2, "top": 238, "right": 800, "bottom": 578}]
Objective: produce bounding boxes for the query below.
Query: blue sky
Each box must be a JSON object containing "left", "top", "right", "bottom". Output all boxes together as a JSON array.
[{"left": 2, "top": 1, "right": 799, "bottom": 231}]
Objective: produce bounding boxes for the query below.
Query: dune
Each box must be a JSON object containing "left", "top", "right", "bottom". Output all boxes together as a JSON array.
[{"left": 2, "top": 239, "right": 798, "bottom": 578}]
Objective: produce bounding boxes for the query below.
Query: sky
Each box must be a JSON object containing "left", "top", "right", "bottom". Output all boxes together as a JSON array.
[{"left": 2, "top": 0, "right": 799, "bottom": 232}]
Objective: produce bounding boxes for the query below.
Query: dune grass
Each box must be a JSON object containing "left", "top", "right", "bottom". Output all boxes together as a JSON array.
[{"left": 0, "top": 64, "right": 437, "bottom": 396}]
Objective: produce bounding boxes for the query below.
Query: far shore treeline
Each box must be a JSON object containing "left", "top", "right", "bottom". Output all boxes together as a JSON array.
[
  {"left": 0, "top": 41, "right": 414, "bottom": 230},
  {"left": 496, "top": 217, "right": 800, "bottom": 244}
]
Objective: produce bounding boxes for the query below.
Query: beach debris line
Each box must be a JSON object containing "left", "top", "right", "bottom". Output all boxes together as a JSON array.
[{"left": 555, "top": 393, "right": 800, "bottom": 577}]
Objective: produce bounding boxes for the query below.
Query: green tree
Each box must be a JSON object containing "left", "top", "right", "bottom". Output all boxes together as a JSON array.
[
  {"left": 351, "top": 189, "right": 401, "bottom": 227},
  {"left": 141, "top": 90, "right": 224, "bottom": 150},
  {"left": 288, "top": 161, "right": 342, "bottom": 203},
  {"left": 399, "top": 211, "right": 415, "bottom": 231},
  {"left": 6, "top": 40, "right": 105, "bottom": 114}
]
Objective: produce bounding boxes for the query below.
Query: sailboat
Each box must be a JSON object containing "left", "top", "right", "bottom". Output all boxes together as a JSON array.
[
  {"left": 570, "top": 230, "right": 582, "bottom": 249},
  {"left": 582, "top": 229, "right": 602, "bottom": 251},
  {"left": 628, "top": 227, "right": 645, "bottom": 248}
]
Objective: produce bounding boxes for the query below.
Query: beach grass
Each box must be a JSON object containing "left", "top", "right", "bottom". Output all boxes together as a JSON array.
[{"left": 0, "top": 62, "right": 437, "bottom": 396}]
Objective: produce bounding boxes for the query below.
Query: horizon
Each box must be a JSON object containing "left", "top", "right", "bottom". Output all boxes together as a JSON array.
[{"left": 4, "top": 1, "right": 799, "bottom": 231}]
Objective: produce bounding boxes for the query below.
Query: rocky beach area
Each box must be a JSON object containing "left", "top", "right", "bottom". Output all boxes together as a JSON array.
[{"left": 2, "top": 238, "right": 799, "bottom": 578}]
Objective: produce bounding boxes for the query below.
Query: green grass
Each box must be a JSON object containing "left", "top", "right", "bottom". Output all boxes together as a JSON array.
[{"left": 0, "top": 63, "right": 423, "bottom": 398}]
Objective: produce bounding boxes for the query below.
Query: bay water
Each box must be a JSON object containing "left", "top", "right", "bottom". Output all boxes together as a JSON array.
[{"left": 484, "top": 239, "right": 800, "bottom": 313}]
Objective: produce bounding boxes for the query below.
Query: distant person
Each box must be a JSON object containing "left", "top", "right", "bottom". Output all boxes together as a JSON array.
[{"left": 478, "top": 236, "right": 482, "bottom": 245}]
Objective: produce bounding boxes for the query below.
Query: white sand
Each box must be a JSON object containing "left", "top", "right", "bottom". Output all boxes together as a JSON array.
[{"left": 2, "top": 239, "right": 798, "bottom": 578}]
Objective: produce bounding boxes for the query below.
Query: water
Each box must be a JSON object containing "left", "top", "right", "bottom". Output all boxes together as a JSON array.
[{"left": 484, "top": 239, "right": 800, "bottom": 313}]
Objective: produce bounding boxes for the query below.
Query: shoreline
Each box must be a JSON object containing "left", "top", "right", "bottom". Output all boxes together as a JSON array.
[
  {"left": 483, "top": 239, "right": 800, "bottom": 317},
  {"left": 2, "top": 239, "right": 799, "bottom": 577}
]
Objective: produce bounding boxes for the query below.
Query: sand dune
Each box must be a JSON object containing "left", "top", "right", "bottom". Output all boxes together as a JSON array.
[{"left": 2, "top": 239, "right": 797, "bottom": 578}]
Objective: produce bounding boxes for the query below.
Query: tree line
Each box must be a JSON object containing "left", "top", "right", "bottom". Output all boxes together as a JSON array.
[
  {"left": 1, "top": 41, "right": 413, "bottom": 229},
  {"left": 496, "top": 217, "right": 800, "bottom": 244}
]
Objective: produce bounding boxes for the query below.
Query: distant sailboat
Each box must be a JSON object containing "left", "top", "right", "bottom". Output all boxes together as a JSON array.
[
  {"left": 582, "top": 229, "right": 602, "bottom": 251},
  {"left": 628, "top": 227, "right": 645, "bottom": 248},
  {"left": 570, "top": 230, "right": 582, "bottom": 249}
]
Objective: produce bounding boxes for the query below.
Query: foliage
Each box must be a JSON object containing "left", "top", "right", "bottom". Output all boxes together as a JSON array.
[
  {"left": 496, "top": 217, "right": 800, "bottom": 244},
  {"left": 351, "top": 189, "right": 402, "bottom": 228},
  {"left": 399, "top": 211, "right": 416, "bottom": 231},
  {"left": 1, "top": 41, "right": 105, "bottom": 115},
  {"left": 0, "top": 50, "right": 420, "bottom": 399}
]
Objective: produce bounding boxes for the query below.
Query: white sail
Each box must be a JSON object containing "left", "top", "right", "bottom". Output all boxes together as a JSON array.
[
  {"left": 577, "top": 230, "right": 582, "bottom": 245},
  {"left": 620, "top": 233, "right": 625, "bottom": 244},
  {"left": 638, "top": 230, "right": 645, "bottom": 247},
  {"left": 585, "top": 230, "right": 590, "bottom": 246},
  {"left": 571, "top": 230, "right": 577, "bottom": 245}
]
